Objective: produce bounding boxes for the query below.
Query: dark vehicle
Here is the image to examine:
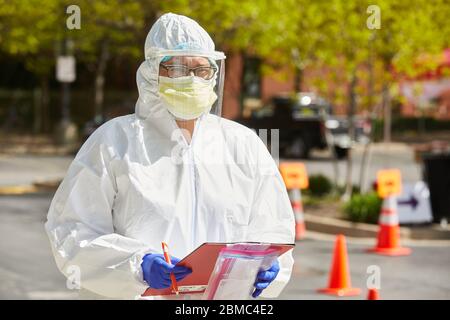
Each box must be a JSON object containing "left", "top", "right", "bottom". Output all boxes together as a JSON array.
[{"left": 237, "top": 92, "right": 370, "bottom": 159}]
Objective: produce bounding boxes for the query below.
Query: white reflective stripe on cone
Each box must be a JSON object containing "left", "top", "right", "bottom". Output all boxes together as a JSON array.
[
  {"left": 295, "top": 212, "right": 304, "bottom": 222},
  {"left": 379, "top": 195, "right": 399, "bottom": 225},
  {"left": 289, "top": 188, "right": 302, "bottom": 202},
  {"left": 382, "top": 196, "right": 398, "bottom": 211},
  {"left": 288, "top": 188, "right": 304, "bottom": 223},
  {"left": 379, "top": 212, "right": 399, "bottom": 225}
]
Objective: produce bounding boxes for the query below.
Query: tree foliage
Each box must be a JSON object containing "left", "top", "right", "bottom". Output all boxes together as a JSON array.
[{"left": 1, "top": 0, "right": 449, "bottom": 111}]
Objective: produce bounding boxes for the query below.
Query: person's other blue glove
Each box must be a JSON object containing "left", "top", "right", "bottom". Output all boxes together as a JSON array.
[
  {"left": 252, "top": 259, "right": 280, "bottom": 298},
  {"left": 141, "top": 253, "right": 192, "bottom": 289}
]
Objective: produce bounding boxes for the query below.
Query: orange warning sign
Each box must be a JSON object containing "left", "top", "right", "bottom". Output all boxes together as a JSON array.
[
  {"left": 377, "top": 169, "right": 402, "bottom": 198},
  {"left": 279, "top": 162, "right": 309, "bottom": 190}
]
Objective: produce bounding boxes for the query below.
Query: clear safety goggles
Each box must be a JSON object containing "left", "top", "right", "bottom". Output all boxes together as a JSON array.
[
  {"left": 147, "top": 49, "right": 226, "bottom": 119},
  {"left": 159, "top": 63, "right": 217, "bottom": 80}
]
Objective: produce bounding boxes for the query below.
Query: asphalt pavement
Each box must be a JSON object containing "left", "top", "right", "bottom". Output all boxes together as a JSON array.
[
  {"left": 0, "top": 193, "right": 448, "bottom": 300},
  {"left": 0, "top": 142, "right": 440, "bottom": 300},
  {"left": 0, "top": 155, "right": 73, "bottom": 188}
]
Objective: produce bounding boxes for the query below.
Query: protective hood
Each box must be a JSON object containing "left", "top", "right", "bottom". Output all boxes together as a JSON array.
[{"left": 135, "top": 13, "right": 225, "bottom": 121}]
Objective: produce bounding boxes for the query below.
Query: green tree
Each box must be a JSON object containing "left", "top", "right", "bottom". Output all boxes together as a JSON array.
[
  {"left": 0, "top": 0, "right": 159, "bottom": 131},
  {"left": 0, "top": 0, "right": 62, "bottom": 132},
  {"left": 62, "top": 0, "right": 155, "bottom": 122}
]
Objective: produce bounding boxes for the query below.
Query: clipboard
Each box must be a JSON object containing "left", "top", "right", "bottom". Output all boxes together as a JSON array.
[{"left": 142, "top": 242, "right": 294, "bottom": 297}]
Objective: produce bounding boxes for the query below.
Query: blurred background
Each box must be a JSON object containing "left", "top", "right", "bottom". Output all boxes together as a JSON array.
[{"left": 0, "top": 0, "right": 449, "bottom": 300}]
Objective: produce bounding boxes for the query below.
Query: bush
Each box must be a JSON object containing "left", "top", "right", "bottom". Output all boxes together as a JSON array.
[
  {"left": 343, "top": 192, "right": 382, "bottom": 224},
  {"left": 307, "top": 174, "right": 333, "bottom": 197}
]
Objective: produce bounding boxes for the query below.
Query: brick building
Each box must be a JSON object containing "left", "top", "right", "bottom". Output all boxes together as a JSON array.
[{"left": 222, "top": 49, "right": 450, "bottom": 120}]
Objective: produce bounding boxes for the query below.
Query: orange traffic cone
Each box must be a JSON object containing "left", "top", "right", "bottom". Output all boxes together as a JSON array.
[
  {"left": 289, "top": 188, "right": 306, "bottom": 240},
  {"left": 368, "top": 195, "right": 411, "bottom": 256},
  {"left": 367, "top": 288, "right": 379, "bottom": 300},
  {"left": 318, "top": 234, "right": 361, "bottom": 296}
]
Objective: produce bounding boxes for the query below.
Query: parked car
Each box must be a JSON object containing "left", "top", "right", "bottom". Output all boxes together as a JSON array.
[{"left": 237, "top": 92, "right": 371, "bottom": 159}]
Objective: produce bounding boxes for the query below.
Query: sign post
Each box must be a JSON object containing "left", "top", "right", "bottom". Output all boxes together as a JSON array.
[
  {"left": 279, "top": 162, "right": 309, "bottom": 240},
  {"left": 54, "top": 39, "right": 78, "bottom": 146}
]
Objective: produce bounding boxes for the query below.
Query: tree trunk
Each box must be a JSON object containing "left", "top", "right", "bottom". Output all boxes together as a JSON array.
[
  {"left": 294, "top": 65, "right": 303, "bottom": 92},
  {"left": 94, "top": 40, "right": 110, "bottom": 123},
  {"left": 325, "top": 124, "right": 340, "bottom": 189},
  {"left": 342, "top": 70, "right": 357, "bottom": 201},
  {"left": 40, "top": 75, "right": 50, "bottom": 133},
  {"left": 33, "top": 87, "right": 42, "bottom": 134},
  {"left": 382, "top": 82, "right": 391, "bottom": 143},
  {"left": 359, "top": 37, "right": 375, "bottom": 193},
  {"left": 382, "top": 60, "right": 392, "bottom": 143}
]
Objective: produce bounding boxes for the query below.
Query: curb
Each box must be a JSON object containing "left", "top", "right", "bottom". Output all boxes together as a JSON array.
[
  {"left": 0, "top": 142, "right": 80, "bottom": 156},
  {"left": 0, "top": 180, "right": 61, "bottom": 195},
  {"left": 0, "top": 185, "right": 39, "bottom": 195},
  {"left": 304, "top": 213, "right": 450, "bottom": 241}
]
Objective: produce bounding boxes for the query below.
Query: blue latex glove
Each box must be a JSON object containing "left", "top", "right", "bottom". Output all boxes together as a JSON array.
[
  {"left": 252, "top": 259, "right": 280, "bottom": 298},
  {"left": 141, "top": 253, "right": 192, "bottom": 289}
]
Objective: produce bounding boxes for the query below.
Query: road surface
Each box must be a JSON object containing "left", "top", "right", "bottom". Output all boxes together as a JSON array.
[{"left": 0, "top": 193, "right": 448, "bottom": 300}]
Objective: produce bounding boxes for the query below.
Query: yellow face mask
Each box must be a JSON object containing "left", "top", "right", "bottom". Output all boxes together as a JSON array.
[{"left": 158, "top": 76, "right": 218, "bottom": 120}]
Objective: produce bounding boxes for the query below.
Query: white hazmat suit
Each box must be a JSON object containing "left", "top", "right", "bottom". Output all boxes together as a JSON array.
[{"left": 45, "top": 13, "right": 295, "bottom": 300}]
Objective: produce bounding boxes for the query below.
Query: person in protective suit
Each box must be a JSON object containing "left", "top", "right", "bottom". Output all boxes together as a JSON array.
[{"left": 45, "top": 12, "right": 295, "bottom": 300}]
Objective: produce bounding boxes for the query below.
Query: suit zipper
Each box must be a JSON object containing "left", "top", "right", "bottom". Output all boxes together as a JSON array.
[
  {"left": 189, "top": 147, "right": 197, "bottom": 248},
  {"left": 188, "top": 116, "right": 202, "bottom": 249},
  {"left": 169, "top": 115, "right": 202, "bottom": 249}
]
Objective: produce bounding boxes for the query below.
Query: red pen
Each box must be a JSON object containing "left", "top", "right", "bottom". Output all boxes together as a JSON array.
[{"left": 162, "top": 242, "right": 179, "bottom": 295}]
